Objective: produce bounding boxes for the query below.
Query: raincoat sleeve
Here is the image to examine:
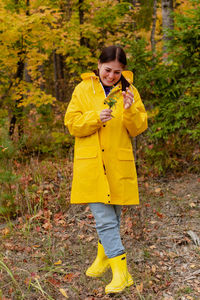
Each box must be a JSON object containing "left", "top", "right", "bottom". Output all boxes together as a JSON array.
[
  {"left": 64, "top": 86, "right": 102, "bottom": 138},
  {"left": 123, "top": 86, "right": 148, "bottom": 137}
]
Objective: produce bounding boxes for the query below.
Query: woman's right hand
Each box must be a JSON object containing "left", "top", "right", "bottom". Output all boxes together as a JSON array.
[{"left": 100, "top": 109, "right": 113, "bottom": 123}]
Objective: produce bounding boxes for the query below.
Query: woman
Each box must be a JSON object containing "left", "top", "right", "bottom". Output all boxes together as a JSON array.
[{"left": 64, "top": 45, "right": 148, "bottom": 294}]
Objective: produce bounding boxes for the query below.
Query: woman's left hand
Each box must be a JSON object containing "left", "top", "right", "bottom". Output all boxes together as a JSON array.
[{"left": 122, "top": 88, "right": 135, "bottom": 109}]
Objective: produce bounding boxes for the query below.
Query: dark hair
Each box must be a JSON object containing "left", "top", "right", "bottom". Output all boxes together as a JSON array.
[
  {"left": 99, "top": 45, "right": 127, "bottom": 66},
  {"left": 98, "top": 45, "right": 130, "bottom": 91}
]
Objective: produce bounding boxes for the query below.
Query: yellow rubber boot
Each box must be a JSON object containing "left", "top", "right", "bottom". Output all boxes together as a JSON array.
[
  {"left": 86, "top": 241, "right": 110, "bottom": 277},
  {"left": 105, "top": 253, "right": 133, "bottom": 294}
]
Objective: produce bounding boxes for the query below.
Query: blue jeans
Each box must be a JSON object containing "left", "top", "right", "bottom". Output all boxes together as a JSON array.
[{"left": 89, "top": 203, "right": 125, "bottom": 258}]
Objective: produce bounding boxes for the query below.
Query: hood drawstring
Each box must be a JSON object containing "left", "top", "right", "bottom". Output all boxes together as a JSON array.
[{"left": 91, "top": 77, "right": 96, "bottom": 94}]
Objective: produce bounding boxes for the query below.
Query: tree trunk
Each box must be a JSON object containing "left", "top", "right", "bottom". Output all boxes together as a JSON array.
[
  {"left": 151, "top": 0, "right": 157, "bottom": 53},
  {"left": 9, "top": 57, "right": 25, "bottom": 137},
  {"left": 60, "top": 0, "right": 72, "bottom": 21},
  {"left": 26, "top": 0, "right": 30, "bottom": 15},
  {"left": 9, "top": 0, "right": 30, "bottom": 137},
  {"left": 79, "top": 0, "right": 89, "bottom": 46},
  {"left": 162, "top": 0, "right": 174, "bottom": 54},
  {"left": 53, "top": 51, "right": 66, "bottom": 102},
  {"left": 52, "top": 0, "right": 73, "bottom": 103}
]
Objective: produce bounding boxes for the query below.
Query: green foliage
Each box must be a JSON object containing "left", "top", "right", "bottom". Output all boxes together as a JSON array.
[
  {"left": 0, "top": 116, "right": 18, "bottom": 160},
  {"left": 151, "top": 96, "right": 200, "bottom": 141},
  {"left": 19, "top": 104, "right": 74, "bottom": 157},
  {"left": 127, "top": 2, "right": 200, "bottom": 174},
  {"left": 0, "top": 165, "right": 19, "bottom": 218},
  {"left": 0, "top": 171, "right": 18, "bottom": 217},
  {"left": 135, "top": 0, "right": 154, "bottom": 30},
  {"left": 126, "top": 38, "right": 160, "bottom": 105},
  {"left": 0, "top": 117, "right": 20, "bottom": 217}
]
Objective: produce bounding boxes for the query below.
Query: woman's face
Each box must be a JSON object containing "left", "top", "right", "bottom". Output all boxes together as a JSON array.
[{"left": 98, "top": 60, "right": 124, "bottom": 86}]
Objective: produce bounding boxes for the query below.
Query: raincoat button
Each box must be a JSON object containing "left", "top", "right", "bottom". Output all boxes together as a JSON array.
[
  {"left": 108, "top": 194, "right": 110, "bottom": 197},
  {"left": 108, "top": 201, "right": 110, "bottom": 203},
  {"left": 102, "top": 149, "right": 104, "bottom": 152},
  {"left": 103, "top": 125, "right": 106, "bottom": 127}
]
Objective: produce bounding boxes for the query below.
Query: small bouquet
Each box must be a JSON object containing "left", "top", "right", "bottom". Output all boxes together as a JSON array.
[
  {"left": 104, "top": 96, "right": 117, "bottom": 109},
  {"left": 104, "top": 95, "right": 118, "bottom": 118}
]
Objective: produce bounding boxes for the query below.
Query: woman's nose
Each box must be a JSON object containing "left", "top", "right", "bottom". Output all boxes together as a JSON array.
[{"left": 108, "top": 72, "right": 114, "bottom": 79}]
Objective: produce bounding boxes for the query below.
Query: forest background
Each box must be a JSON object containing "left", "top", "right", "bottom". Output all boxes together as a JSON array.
[{"left": 0, "top": 1, "right": 200, "bottom": 299}]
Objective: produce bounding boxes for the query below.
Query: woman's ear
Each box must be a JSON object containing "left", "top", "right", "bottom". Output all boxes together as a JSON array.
[{"left": 98, "top": 61, "right": 102, "bottom": 70}]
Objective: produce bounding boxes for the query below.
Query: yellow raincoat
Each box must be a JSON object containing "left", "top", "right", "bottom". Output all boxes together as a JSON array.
[{"left": 64, "top": 71, "right": 147, "bottom": 205}]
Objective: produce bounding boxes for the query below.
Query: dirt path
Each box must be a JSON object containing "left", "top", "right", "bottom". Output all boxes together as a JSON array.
[{"left": 0, "top": 174, "right": 199, "bottom": 300}]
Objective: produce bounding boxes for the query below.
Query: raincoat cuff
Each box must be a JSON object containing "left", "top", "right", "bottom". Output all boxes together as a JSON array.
[
  {"left": 97, "top": 110, "right": 103, "bottom": 125},
  {"left": 123, "top": 102, "right": 138, "bottom": 116}
]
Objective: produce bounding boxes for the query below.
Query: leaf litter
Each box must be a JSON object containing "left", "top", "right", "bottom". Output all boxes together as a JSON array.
[{"left": 0, "top": 170, "right": 199, "bottom": 299}]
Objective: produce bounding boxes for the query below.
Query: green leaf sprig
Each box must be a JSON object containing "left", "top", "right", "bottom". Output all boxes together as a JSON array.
[
  {"left": 104, "top": 96, "right": 117, "bottom": 109},
  {"left": 104, "top": 96, "right": 117, "bottom": 118}
]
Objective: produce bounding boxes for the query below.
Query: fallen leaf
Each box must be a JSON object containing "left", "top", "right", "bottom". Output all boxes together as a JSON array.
[
  {"left": 42, "top": 221, "right": 52, "bottom": 230},
  {"left": 25, "top": 277, "right": 31, "bottom": 286},
  {"left": 136, "top": 282, "right": 143, "bottom": 293},
  {"left": 156, "top": 211, "right": 164, "bottom": 218},
  {"left": 63, "top": 272, "right": 80, "bottom": 282},
  {"left": 168, "top": 252, "right": 177, "bottom": 258},
  {"left": 2, "top": 228, "right": 10, "bottom": 236},
  {"left": 57, "top": 220, "right": 67, "bottom": 226},
  {"left": 189, "top": 202, "right": 196, "bottom": 208},
  {"left": 78, "top": 234, "right": 85, "bottom": 240},
  {"left": 86, "top": 236, "right": 95, "bottom": 242},
  {"left": 150, "top": 221, "right": 157, "bottom": 224},
  {"left": 149, "top": 245, "right": 156, "bottom": 249},
  {"left": 155, "top": 188, "right": 161, "bottom": 193},
  {"left": 59, "top": 288, "right": 68, "bottom": 298},
  {"left": 47, "top": 277, "right": 61, "bottom": 286},
  {"left": 152, "top": 265, "right": 156, "bottom": 273},
  {"left": 87, "top": 214, "right": 94, "bottom": 219},
  {"left": 4, "top": 242, "right": 15, "bottom": 250},
  {"left": 54, "top": 260, "right": 62, "bottom": 265},
  {"left": 63, "top": 273, "right": 75, "bottom": 282},
  {"left": 33, "top": 245, "right": 40, "bottom": 248}
]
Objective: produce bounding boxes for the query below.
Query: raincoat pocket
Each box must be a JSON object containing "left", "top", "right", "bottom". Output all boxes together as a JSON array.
[
  {"left": 117, "top": 148, "right": 135, "bottom": 178},
  {"left": 74, "top": 147, "right": 98, "bottom": 186},
  {"left": 76, "top": 146, "right": 97, "bottom": 159}
]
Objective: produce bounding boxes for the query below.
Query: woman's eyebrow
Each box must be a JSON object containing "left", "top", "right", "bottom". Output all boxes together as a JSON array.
[{"left": 105, "top": 67, "right": 122, "bottom": 71}]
